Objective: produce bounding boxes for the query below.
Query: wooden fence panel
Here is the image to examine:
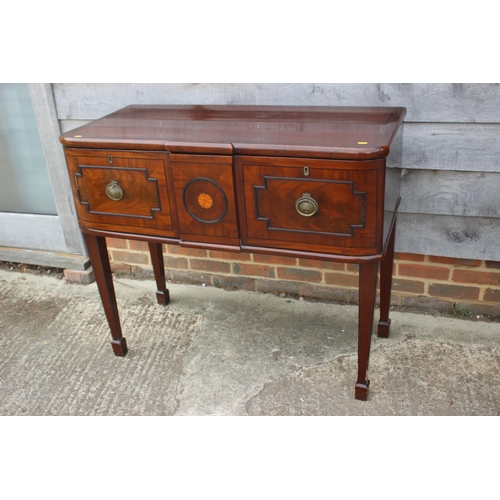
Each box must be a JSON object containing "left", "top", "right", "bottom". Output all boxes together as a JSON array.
[
  {"left": 400, "top": 170, "right": 500, "bottom": 217},
  {"left": 53, "top": 83, "right": 500, "bottom": 123},
  {"left": 396, "top": 213, "right": 500, "bottom": 260}
]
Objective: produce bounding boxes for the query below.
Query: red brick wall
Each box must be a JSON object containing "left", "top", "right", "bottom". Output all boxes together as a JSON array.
[{"left": 105, "top": 238, "right": 500, "bottom": 318}]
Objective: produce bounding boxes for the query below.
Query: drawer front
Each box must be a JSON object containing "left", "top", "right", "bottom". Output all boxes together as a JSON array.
[
  {"left": 235, "top": 156, "right": 384, "bottom": 255},
  {"left": 170, "top": 154, "right": 239, "bottom": 246},
  {"left": 65, "top": 149, "right": 177, "bottom": 236}
]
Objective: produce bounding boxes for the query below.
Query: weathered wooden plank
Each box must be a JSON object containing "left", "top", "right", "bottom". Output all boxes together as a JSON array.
[
  {"left": 53, "top": 83, "right": 500, "bottom": 123},
  {"left": 400, "top": 170, "right": 500, "bottom": 217},
  {"left": 0, "top": 247, "right": 90, "bottom": 270},
  {"left": 403, "top": 123, "right": 500, "bottom": 172},
  {"left": 54, "top": 83, "right": 255, "bottom": 120},
  {"left": 29, "top": 83, "right": 86, "bottom": 255},
  {"left": 395, "top": 213, "right": 500, "bottom": 261},
  {"left": 60, "top": 120, "right": 91, "bottom": 133}
]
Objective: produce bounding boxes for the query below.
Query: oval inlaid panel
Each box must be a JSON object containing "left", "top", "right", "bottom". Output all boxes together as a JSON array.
[{"left": 182, "top": 177, "right": 228, "bottom": 223}]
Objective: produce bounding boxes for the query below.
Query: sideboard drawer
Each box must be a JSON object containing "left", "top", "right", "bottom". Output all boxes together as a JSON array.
[
  {"left": 65, "top": 149, "right": 177, "bottom": 237},
  {"left": 235, "top": 156, "right": 385, "bottom": 255}
]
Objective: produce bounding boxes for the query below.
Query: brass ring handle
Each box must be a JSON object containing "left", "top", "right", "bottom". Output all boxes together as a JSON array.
[
  {"left": 105, "top": 180, "right": 124, "bottom": 201},
  {"left": 295, "top": 193, "right": 319, "bottom": 217}
]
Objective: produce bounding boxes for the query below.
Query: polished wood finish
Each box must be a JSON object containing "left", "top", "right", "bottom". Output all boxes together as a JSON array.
[
  {"left": 65, "top": 149, "right": 178, "bottom": 237},
  {"left": 378, "top": 221, "right": 397, "bottom": 338},
  {"left": 60, "top": 105, "right": 405, "bottom": 160},
  {"left": 355, "top": 260, "right": 379, "bottom": 401},
  {"left": 61, "top": 105, "right": 406, "bottom": 401},
  {"left": 148, "top": 242, "right": 170, "bottom": 305},
  {"left": 83, "top": 233, "right": 127, "bottom": 356},
  {"left": 170, "top": 154, "right": 240, "bottom": 246},
  {"left": 235, "top": 156, "right": 383, "bottom": 255}
]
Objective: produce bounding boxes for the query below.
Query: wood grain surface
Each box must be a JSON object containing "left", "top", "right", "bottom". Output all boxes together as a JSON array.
[{"left": 53, "top": 83, "right": 500, "bottom": 123}]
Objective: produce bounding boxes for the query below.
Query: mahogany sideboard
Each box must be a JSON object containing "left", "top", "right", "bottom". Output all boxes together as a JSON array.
[{"left": 60, "top": 105, "right": 406, "bottom": 401}]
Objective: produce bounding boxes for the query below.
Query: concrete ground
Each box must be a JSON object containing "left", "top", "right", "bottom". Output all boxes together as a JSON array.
[{"left": 1, "top": 267, "right": 499, "bottom": 416}]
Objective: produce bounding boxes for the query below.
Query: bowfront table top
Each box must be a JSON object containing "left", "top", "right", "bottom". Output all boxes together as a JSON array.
[
  {"left": 60, "top": 105, "right": 406, "bottom": 401},
  {"left": 61, "top": 105, "right": 404, "bottom": 158}
]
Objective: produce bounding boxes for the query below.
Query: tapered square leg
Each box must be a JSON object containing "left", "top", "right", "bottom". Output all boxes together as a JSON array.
[
  {"left": 148, "top": 242, "right": 170, "bottom": 305},
  {"left": 378, "top": 319, "right": 391, "bottom": 338},
  {"left": 355, "top": 381, "right": 370, "bottom": 401},
  {"left": 155, "top": 290, "right": 170, "bottom": 305},
  {"left": 111, "top": 338, "right": 128, "bottom": 356},
  {"left": 356, "top": 261, "right": 378, "bottom": 401},
  {"left": 378, "top": 221, "right": 396, "bottom": 338},
  {"left": 83, "top": 233, "right": 127, "bottom": 357}
]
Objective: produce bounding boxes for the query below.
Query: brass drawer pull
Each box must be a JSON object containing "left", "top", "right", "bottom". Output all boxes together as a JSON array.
[
  {"left": 105, "top": 180, "right": 124, "bottom": 201},
  {"left": 295, "top": 193, "right": 318, "bottom": 217}
]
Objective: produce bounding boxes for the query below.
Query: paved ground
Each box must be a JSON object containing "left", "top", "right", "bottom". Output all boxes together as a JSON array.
[{"left": 1, "top": 267, "right": 499, "bottom": 416}]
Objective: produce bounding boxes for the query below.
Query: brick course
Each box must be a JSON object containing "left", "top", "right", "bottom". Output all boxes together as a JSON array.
[
  {"left": 128, "top": 240, "right": 149, "bottom": 251},
  {"left": 392, "top": 278, "right": 425, "bottom": 294},
  {"left": 165, "top": 244, "right": 207, "bottom": 257},
  {"left": 428, "top": 283, "right": 480, "bottom": 301},
  {"left": 104, "top": 238, "right": 500, "bottom": 318},
  {"left": 299, "top": 258, "right": 345, "bottom": 271},
  {"left": 110, "top": 249, "right": 150, "bottom": 266},
  {"left": 277, "top": 267, "right": 321, "bottom": 283},
  {"left": 162, "top": 256, "right": 188, "bottom": 269},
  {"left": 209, "top": 250, "right": 251, "bottom": 261},
  {"left": 484, "top": 288, "right": 500, "bottom": 302},
  {"left": 106, "top": 237, "right": 127, "bottom": 249},
  {"left": 452, "top": 269, "right": 500, "bottom": 286},
  {"left": 253, "top": 253, "right": 297, "bottom": 266},
  {"left": 428, "top": 256, "right": 482, "bottom": 267},
  {"left": 398, "top": 263, "right": 450, "bottom": 281},
  {"left": 233, "top": 263, "right": 275, "bottom": 278},
  {"left": 394, "top": 252, "right": 425, "bottom": 262},
  {"left": 190, "top": 259, "right": 231, "bottom": 274},
  {"left": 324, "top": 272, "right": 358, "bottom": 288}
]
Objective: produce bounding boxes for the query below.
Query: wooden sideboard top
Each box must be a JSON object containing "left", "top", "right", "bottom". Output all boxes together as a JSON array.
[{"left": 60, "top": 105, "right": 406, "bottom": 160}]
